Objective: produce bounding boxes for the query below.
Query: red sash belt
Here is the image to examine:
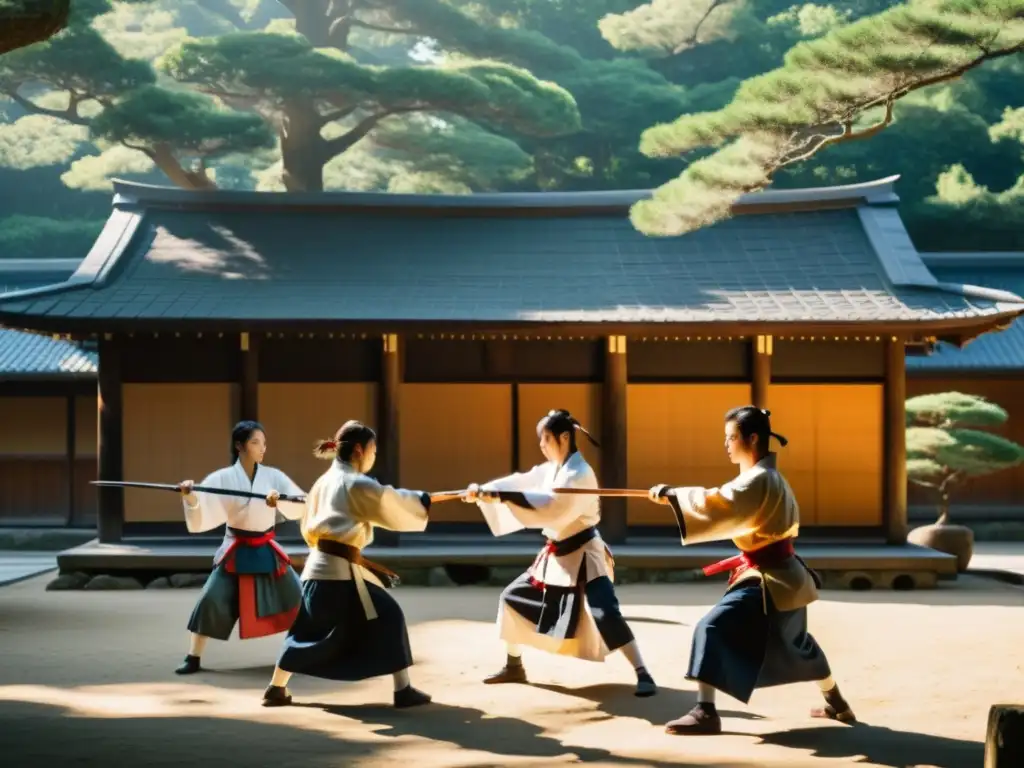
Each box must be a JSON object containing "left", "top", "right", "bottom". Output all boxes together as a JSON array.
[
  {"left": 702, "top": 538, "right": 795, "bottom": 585},
  {"left": 218, "top": 529, "right": 291, "bottom": 577}
]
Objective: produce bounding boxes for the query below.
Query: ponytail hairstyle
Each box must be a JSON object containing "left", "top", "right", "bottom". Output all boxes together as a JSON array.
[
  {"left": 537, "top": 408, "right": 600, "bottom": 454},
  {"left": 724, "top": 406, "right": 788, "bottom": 456},
  {"left": 231, "top": 420, "right": 265, "bottom": 462},
  {"left": 313, "top": 420, "right": 377, "bottom": 463}
]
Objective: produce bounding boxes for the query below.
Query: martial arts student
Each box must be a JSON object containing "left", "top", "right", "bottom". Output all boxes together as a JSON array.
[
  {"left": 648, "top": 406, "right": 856, "bottom": 734},
  {"left": 175, "top": 420, "right": 306, "bottom": 675},
  {"left": 464, "top": 408, "right": 657, "bottom": 697},
  {"left": 262, "top": 420, "right": 433, "bottom": 709}
]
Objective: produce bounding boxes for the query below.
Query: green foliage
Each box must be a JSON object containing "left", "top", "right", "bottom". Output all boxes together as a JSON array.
[
  {"left": 907, "top": 425, "right": 1024, "bottom": 481},
  {"left": 622, "top": 0, "right": 1024, "bottom": 236},
  {"left": 91, "top": 85, "right": 275, "bottom": 156},
  {"left": 0, "top": 114, "right": 87, "bottom": 169},
  {"left": 905, "top": 391, "right": 1010, "bottom": 429},
  {"left": 905, "top": 391, "right": 1024, "bottom": 522},
  {"left": 598, "top": 0, "right": 745, "bottom": 57},
  {"left": 1, "top": 0, "right": 1023, "bottom": 254},
  {"left": 0, "top": 214, "right": 104, "bottom": 259}
]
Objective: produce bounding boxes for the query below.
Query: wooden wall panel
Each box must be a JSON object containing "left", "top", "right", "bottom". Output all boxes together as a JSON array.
[
  {"left": 258, "top": 383, "right": 377, "bottom": 492},
  {"left": 122, "top": 384, "right": 233, "bottom": 522},
  {"left": 0, "top": 396, "right": 66, "bottom": 455},
  {"left": 0, "top": 458, "right": 67, "bottom": 522},
  {"left": 72, "top": 457, "right": 98, "bottom": 526},
  {"left": 768, "top": 384, "right": 883, "bottom": 526},
  {"left": 905, "top": 377, "right": 1024, "bottom": 507},
  {"left": 763, "top": 385, "right": 819, "bottom": 524},
  {"left": 516, "top": 384, "right": 602, "bottom": 479},
  {"left": 75, "top": 394, "right": 98, "bottom": 457},
  {"left": 626, "top": 384, "right": 751, "bottom": 525},
  {"left": 400, "top": 384, "right": 512, "bottom": 522}
]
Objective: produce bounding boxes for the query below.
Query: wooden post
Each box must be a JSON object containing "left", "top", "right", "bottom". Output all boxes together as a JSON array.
[
  {"left": 96, "top": 334, "right": 123, "bottom": 543},
  {"left": 376, "top": 333, "right": 401, "bottom": 547},
  {"left": 985, "top": 704, "right": 1024, "bottom": 768},
  {"left": 65, "top": 394, "right": 76, "bottom": 526},
  {"left": 510, "top": 382, "right": 521, "bottom": 473},
  {"left": 239, "top": 332, "right": 259, "bottom": 422},
  {"left": 884, "top": 336, "right": 908, "bottom": 545},
  {"left": 601, "top": 334, "right": 628, "bottom": 544},
  {"left": 751, "top": 335, "right": 772, "bottom": 409}
]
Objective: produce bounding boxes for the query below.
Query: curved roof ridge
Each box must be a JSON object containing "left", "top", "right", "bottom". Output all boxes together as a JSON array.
[{"left": 110, "top": 175, "right": 901, "bottom": 212}]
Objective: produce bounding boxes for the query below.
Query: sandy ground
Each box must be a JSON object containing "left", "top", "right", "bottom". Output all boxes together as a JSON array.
[{"left": 0, "top": 576, "right": 1022, "bottom": 768}]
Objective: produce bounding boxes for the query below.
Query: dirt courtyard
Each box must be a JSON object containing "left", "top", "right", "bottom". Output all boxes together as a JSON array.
[{"left": 0, "top": 575, "right": 1021, "bottom": 768}]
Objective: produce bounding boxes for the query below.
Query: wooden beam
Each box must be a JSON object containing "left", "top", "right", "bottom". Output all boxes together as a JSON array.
[
  {"left": 884, "top": 336, "right": 908, "bottom": 545},
  {"left": 97, "top": 335, "right": 123, "bottom": 543},
  {"left": 510, "top": 382, "right": 520, "bottom": 473},
  {"left": 239, "top": 332, "right": 259, "bottom": 421},
  {"left": 601, "top": 335, "right": 628, "bottom": 544},
  {"left": 65, "top": 394, "right": 75, "bottom": 526},
  {"left": 751, "top": 335, "right": 772, "bottom": 408},
  {"left": 376, "top": 333, "right": 401, "bottom": 547}
]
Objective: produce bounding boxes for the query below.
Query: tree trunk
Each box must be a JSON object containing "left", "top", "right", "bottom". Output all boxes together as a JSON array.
[
  {"left": 148, "top": 145, "right": 217, "bottom": 190},
  {"left": 288, "top": 0, "right": 355, "bottom": 50},
  {"left": 280, "top": 99, "right": 327, "bottom": 192},
  {"left": 936, "top": 493, "right": 950, "bottom": 526}
]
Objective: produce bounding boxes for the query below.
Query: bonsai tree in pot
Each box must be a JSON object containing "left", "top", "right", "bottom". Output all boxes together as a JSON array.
[{"left": 906, "top": 392, "right": 1024, "bottom": 572}]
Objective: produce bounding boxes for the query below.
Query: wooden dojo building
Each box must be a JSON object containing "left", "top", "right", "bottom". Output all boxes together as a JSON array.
[
  {"left": 0, "top": 259, "right": 98, "bottom": 527},
  {"left": 0, "top": 177, "right": 1021, "bottom": 548}
]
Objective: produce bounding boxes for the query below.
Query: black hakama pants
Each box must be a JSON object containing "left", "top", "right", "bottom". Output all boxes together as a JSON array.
[
  {"left": 276, "top": 579, "right": 413, "bottom": 681},
  {"left": 501, "top": 569, "right": 636, "bottom": 651},
  {"left": 686, "top": 581, "right": 832, "bottom": 704}
]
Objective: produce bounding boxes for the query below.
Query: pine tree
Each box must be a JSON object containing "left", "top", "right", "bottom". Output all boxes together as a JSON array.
[{"left": 611, "top": 0, "right": 1024, "bottom": 236}]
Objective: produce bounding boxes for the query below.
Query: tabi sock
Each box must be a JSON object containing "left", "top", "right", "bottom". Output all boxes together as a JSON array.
[
  {"left": 393, "top": 668, "right": 411, "bottom": 692},
  {"left": 188, "top": 633, "right": 207, "bottom": 658},
  {"left": 619, "top": 640, "right": 645, "bottom": 670},
  {"left": 270, "top": 667, "right": 292, "bottom": 688},
  {"left": 697, "top": 682, "right": 717, "bottom": 706},
  {"left": 505, "top": 643, "right": 523, "bottom": 667}
]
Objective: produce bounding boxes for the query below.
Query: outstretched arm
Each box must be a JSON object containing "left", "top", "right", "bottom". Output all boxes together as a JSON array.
[
  {"left": 650, "top": 475, "right": 766, "bottom": 545},
  {"left": 475, "top": 465, "right": 595, "bottom": 534},
  {"left": 268, "top": 469, "right": 308, "bottom": 521},
  {"left": 180, "top": 469, "right": 235, "bottom": 533},
  {"left": 346, "top": 476, "right": 430, "bottom": 533}
]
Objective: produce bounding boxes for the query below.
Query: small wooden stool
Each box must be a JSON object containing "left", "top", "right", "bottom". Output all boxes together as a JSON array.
[{"left": 984, "top": 704, "right": 1024, "bottom": 768}]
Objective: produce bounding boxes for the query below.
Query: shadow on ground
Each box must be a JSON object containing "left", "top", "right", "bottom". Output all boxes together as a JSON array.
[
  {"left": 300, "top": 698, "right": 707, "bottom": 767},
  {"left": 528, "top": 682, "right": 763, "bottom": 726},
  {"left": 756, "top": 722, "right": 984, "bottom": 768},
  {"left": 0, "top": 700, "right": 367, "bottom": 768}
]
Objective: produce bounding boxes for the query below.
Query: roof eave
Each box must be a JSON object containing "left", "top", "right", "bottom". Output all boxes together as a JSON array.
[
  {"left": 108, "top": 175, "right": 902, "bottom": 215},
  {"left": 0, "top": 313, "right": 1017, "bottom": 342}
]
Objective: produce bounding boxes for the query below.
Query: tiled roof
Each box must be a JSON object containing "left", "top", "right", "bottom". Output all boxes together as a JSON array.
[
  {"left": 0, "top": 179, "right": 1021, "bottom": 334},
  {"left": 909, "top": 255, "right": 1024, "bottom": 372},
  {"left": 0, "top": 259, "right": 95, "bottom": 378},
  {"left": 0, "top": 328, "right": 97, "bottom": 378}
]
